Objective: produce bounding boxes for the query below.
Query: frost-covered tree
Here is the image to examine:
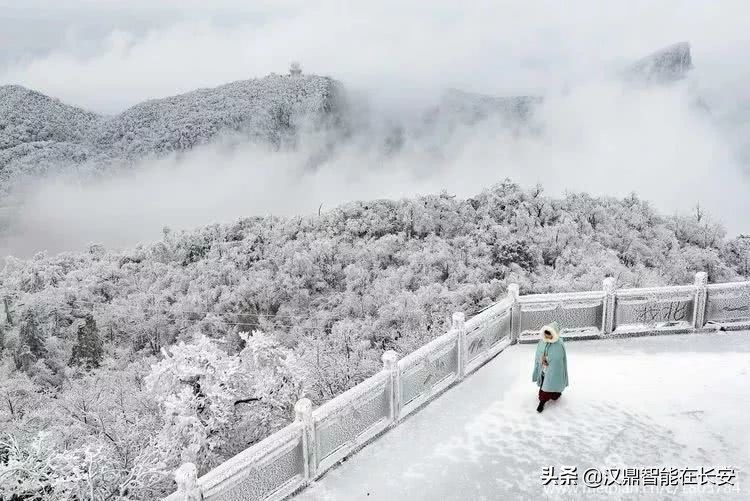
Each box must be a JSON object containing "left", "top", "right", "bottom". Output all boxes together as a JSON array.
[
  {"left": 15, "top": 311, "right": 46, "bottom": 370},
  {"left": 145, "top": 335, "right": 248, "bottom": 469},
  {"left": 722, "top": 236, "right": 750, "bottom": 278},
  {"left": 0, "top": 362, "right": 39, "bottom": 422},
  {"left": 69, "top": 315, "right": 103, "bottom": 370}
]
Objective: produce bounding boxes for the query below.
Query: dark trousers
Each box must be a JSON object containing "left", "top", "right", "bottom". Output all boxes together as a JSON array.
[{"left": 538, "top": 388, "right": 561, "bottom": 402}]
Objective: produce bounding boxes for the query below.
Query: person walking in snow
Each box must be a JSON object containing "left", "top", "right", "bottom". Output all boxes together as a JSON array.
[{"left": 532, "top": 321, "right": 568, "bottom": 413}]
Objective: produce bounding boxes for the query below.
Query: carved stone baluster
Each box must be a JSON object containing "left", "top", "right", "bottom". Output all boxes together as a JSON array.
[
  {"left": 693, "top": 271, "right": 708, "bottom": 329},
  {"left": 294, "top": 398, "right": 317, "bottom": 482},
  {"left": 602, "top": 277, "right": 617, "bottom": 335},
  {"left": 507, "top": 284, "right": 521, "bottom": 343},
  {"left": 382, "top": 350, "right": 401, "bottom": 423},
  {"left": 453, "top": 312, "right": 466, "bottom": 380}
]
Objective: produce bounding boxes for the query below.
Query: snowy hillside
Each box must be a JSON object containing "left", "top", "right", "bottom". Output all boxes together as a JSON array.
[
  {"left": 624, "top": 42, "right": 693, "bottom": 84},
  {"left": 0, "top": 74, "right": 344, "bottom": 194},
  {"left": 0, "top": 84, "right": 101, "bottom": 149},
  {"left": 90, "top": 74, "right": 343, "bottom": 158}
]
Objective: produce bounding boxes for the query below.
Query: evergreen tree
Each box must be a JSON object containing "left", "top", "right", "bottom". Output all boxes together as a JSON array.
[
  {"left": 70, "top": 315, "right": 103, "bottom": 370},
  {"left": 16, "top": 312, "right": 46, "bottom": 370}
]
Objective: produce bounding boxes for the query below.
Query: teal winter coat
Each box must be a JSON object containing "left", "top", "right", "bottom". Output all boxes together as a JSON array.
[{"left": 532, "top": 334, "right": 569, "bottom": 393}]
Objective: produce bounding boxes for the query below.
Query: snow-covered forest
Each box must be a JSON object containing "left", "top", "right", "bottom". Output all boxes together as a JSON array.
[{"left": 1, "top": 180, "right": 748, "bottom": 499}]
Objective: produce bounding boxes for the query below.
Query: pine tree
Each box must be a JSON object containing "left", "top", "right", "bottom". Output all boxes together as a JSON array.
[
  {"left": 3, "top": 297, "right": 13, "bottom": 326},
  {"left": 17, "top": 311, "right": 46, "bottom": 363},
  {"left": 70, "top": 315, "right": 103, "bottom": 370}
]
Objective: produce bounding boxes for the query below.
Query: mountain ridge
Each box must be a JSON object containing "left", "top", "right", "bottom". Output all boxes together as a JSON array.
[
  {"left": 0, "top": 42, "right": 695, "bottom": 198},
  {"left": 0, "top": 74, "right": 345, "bottom": 196}
]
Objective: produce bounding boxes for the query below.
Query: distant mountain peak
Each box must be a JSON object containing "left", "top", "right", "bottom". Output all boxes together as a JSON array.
[
  {"left": 0, "top": 84, "right": 101, "bottom": 152},
  {"left": 437, "top": 89, "right": 542, "bottom": 121},
  {"left": 0, "top": 83, "right": 31, "bottom": 94},
  {"left": 0, "top": 73, "right": 345, "bottom": 196},
  {"left": 624, "top": 42, "right": 693, "bottom": 84}
]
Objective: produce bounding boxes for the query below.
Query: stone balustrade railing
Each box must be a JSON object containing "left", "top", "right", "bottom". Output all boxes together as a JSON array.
[{"left": 165, "top": 273, "right": 750, "bottom": 500}]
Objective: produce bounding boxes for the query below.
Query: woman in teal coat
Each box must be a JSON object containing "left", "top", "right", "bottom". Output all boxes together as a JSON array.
[{"left": 532, "top": 321, "right": 569, "bottom": 413}]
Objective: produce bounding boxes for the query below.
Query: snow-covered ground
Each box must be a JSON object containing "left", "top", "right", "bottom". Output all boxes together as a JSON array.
[{"left": 297, "top": 332, "right": 750, "bottom": 500}]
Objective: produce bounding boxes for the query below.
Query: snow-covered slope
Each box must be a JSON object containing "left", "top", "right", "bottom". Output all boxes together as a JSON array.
[
  {"left": 0, "top": 84, "right": 101, "bottom": 150},
  {"left": 624, "top": 42, "right": 693, "bottom": 84},
  {"left": 0, "top": 74, "right": 344, "bottom": 193},
  {"left": 90, "top": 75, "right": 343, "bottom": 158}
]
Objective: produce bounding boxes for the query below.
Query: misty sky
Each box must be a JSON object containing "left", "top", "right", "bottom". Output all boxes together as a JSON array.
[
  {"left": 1, "top": 0, "right": 750, "bottom": 255},
  {"left": 4, "top": 0, "right": 750, "bottom": 112}
]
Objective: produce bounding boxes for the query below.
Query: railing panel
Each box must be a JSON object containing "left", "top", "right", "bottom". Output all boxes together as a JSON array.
[
  {"left": 519, "top": 290, "right": 604, "bottom": 303},
  {"left": 400, "top": 345, "right": 457, "bottom": 406},
  {"left": 464, "top": 298, "right": 512, "bottom": 333},
  {"left": 464, "top": 304, "right": 512, "bottom": 372},
  {"left": 705, "top": 282, "right": 750, "bottom": 326},
  {"left": 518, "top": 291, "right": 604, "bottom": 341},
  {"left": 464, "top": 301, "right": 511, "bottom": 352},
  {"left": 398, "top": 330, "right": 458, "bottom": 419},
  {"left": 613, "top": 285, "right": 695, "bottom": 333},
  {"left": 313, "top": 371, "right": 390, "bottom": 474},
  {"left": 199, "top": 423, "right": 304, "bottom": 501}
]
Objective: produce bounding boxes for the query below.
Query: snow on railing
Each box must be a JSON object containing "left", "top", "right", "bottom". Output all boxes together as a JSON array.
[
  {"left": 165, "top": 272, "right": 750, "bottom": 500},
  {"left": 515, "top": 289, "right": 606, "bottom": 342},
  {"left": 311, "top": 370, "right": 391, "bottom": 474},
  {"left": 199, "top": 422, "right": 304, "bottom": 501},
  {"left": 705, "top": 280, "right": 750, "bottom": 328}
]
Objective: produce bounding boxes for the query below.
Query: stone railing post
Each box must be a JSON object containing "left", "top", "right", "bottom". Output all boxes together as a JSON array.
[
  {"left": 174, "top": 463, "right": 202, "bottom": 501},
  {"left": 507, "top": 284, "right": 521, "bottom": 343},
  {"left": 381, "top": 350, "right": 401, "bottom": 423},
  {"left": 602, "top": 277, "right": 617, "bottom": 335},
  {"left": 294, "top": 398, "right": 316, "bottom": 482},
  {"left": 693, "top": 271, "right": 708, "bottom": 329},
  {"left": 452, "top": 312, "right": 466, "bottom": 380}
]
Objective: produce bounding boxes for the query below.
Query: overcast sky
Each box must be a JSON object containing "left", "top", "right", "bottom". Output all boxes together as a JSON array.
[
  {"left": 2, "top": 0, "right": 749, "bottom": 113},
  {"left": 1, "top": 1, "right": 749, "bottom": 255}
]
